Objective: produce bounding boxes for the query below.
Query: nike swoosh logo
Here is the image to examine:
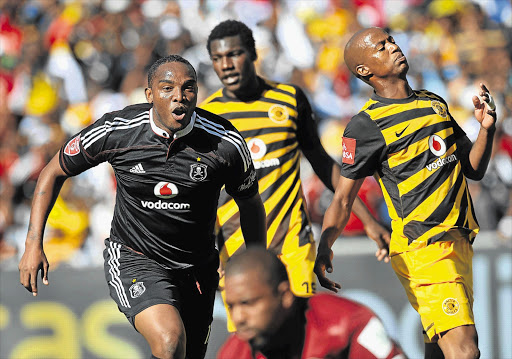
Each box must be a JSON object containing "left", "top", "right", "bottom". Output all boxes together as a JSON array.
[{"left": 395, "top": 124, "right": 410, "bottom": 137}]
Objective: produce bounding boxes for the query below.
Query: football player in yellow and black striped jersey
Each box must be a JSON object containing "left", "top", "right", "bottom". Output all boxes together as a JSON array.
[
  {"left": 201, "top": 20, "right": 392, "bottom": 332},
  {"left": 315, "top": 28, "right": 497, "bottom": 359}
]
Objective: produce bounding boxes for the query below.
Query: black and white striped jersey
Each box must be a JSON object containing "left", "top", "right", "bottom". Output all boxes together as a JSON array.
[{"left": 59, "top": 103, "right": 257, "bottom": 269}]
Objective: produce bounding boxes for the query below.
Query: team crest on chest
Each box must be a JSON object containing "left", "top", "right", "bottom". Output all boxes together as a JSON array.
[
  {"left": 268, "top": 104, "right": 289, "bottom": 124},
  {"left": 431, "top": 100, "right": 447, "bottom": 118},
  {"left": 190, "top": 163, "right": 208, "bottom": 181}
]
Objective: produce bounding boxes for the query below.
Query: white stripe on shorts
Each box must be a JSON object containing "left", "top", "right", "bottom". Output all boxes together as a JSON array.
[{"left": 107, "top": 242, "right": 131, "bottom": 308}]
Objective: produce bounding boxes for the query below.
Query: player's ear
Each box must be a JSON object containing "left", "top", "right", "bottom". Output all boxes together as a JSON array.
[
  {"left": 356, "top": 64, "right": 371, "bottom": 77},
  {"left": 278, "top": 282, "right": 294, "bottom": 309},
  {"left": 145, "top": 87, "right": 153, "bottom": 103}
]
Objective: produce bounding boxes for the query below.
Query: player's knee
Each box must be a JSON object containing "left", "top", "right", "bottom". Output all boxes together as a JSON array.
[
  {"left": 444, "top": 341, "right": 479, "bottom": 359},
  {"left": 150, "top": 329, "right": 186, "bottom": 359},
  {"left": 459, "top": 344, "right": 480, "bottom": 359}
]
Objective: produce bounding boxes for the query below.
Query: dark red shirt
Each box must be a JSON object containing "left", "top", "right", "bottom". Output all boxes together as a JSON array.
[{"left": 217, "top": 293, "right": 405, "bottom": 359}]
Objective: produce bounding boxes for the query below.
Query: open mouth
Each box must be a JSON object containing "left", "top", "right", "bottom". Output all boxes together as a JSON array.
[
  {"left": 223, "top": 73, "right": 240, "bottom": 85},
  {"left": 172, "top": 107, "right": 187, "bottom": 121}
]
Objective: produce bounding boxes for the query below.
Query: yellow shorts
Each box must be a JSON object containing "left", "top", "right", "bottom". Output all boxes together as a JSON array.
[
  {"left": 391, "top": 238, "right": 474, "bottom": 341},
  {"left": 221, "top": 241, "right": 316, "bottom": 332}
]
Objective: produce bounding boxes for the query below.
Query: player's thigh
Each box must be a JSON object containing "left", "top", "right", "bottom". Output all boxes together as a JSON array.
[
  {"left": 103, "top": 240, "right": 181, "bottom": 321},
  {"left": 437, "top": 324, "right": 479, "bottom": 359},
  {"left": 134, "top": 303, "right": 186, "bottom": 351},
  {"left": 391, "top": 239, "right": 474, "bottom": 340}
]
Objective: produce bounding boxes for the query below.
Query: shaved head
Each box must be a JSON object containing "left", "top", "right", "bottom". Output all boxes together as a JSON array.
[
  {"left": 225, "top": 248, "right": 288, "bottom": 291},
  {"left": 344, "top": 27, "right": 383, "bottom": 77},
  {"left": 343, "top": 27, "right": 409, "bottom": 89}
]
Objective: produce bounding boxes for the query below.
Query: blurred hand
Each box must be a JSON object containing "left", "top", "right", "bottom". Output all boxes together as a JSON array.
[
  {"left": 314, "top": 245, "right": 341, "bottom": 293},
  {"left": 363, "top": 220, "right": 391, "bottom": 263}
]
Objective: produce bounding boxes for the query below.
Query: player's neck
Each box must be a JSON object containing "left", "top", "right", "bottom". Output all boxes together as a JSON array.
[
  {"left": 231, "top": 76, "right": 263, "bottom": 101},
  {"left": 374, "top": 78, "right": 412, "bottom": 99}
]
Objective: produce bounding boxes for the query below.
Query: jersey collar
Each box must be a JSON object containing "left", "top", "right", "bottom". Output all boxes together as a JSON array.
[
  {"left": 371, "top": 91, "right": 416, "bottom": 104},
  {"left": 149, "top": 108, "right": 196, "bottom": 140}
]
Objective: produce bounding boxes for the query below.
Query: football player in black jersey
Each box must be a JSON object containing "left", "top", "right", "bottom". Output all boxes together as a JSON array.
[
  {"left": 19, "top": 55, "right": 266, "bottom": 359},
  {"left": 315, "top": 27, "right": 497, "bottom": 359}
]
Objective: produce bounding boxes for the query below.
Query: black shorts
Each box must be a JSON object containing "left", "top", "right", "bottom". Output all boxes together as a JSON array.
[{"left": 102, "top": 239, "right": 219, "bottom": 359}]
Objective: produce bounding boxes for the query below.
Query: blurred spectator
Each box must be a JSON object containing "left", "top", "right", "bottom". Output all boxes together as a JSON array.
[{"left": 1, "top": 0, "right": 511, "bottom": 265}]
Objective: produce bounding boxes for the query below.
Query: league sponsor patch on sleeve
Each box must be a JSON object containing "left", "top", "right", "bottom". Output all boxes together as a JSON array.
[
  {"left": 342, "top": 137, "right": 356, "bottom": 165},
  {"left": 64, "top": 135, "right": 81, "bottom": 156}
]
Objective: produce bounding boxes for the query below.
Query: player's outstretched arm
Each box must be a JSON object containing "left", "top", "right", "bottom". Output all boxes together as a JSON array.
[
  {"left": 315, "top": 176, "right": 364, "bottom": 292},
  {"left": 19, "top": 152, "right": 69, "bottom": 296},
  {"left": 464, "top": 82, "right": 497, "bottom": 180},
  {"left": 235, "top": 192, "right": 267, "bottom": 248}
]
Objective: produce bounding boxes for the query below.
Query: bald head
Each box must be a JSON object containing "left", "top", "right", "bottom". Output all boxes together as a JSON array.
[
  {"left": 225, "top": 248, "right": 288, "bottom": 291},
  {"left": 344, "top": 27, "right": 384, "bottom": 77},
  {"left": 344, "top": 27, "right": 409, "bottom": 88}
]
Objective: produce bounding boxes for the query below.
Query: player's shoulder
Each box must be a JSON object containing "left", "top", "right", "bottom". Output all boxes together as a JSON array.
[
  {"left": 199, "top": 88, "right": 224, "bottom": 107},
  {"left": 414, "top": 89, "right": 447, "bottom": 103},
  {"left": 217, "top": 334, "right": 253, "bottom": 359},
  {"left": 310, "top": 293, "right": 370, "bottom": 311},
  {"left": 82, "top": 103, "right": 151, "bottom": 149},
  {"left": 308, "top": 293, "right": 374, "bottom": 322},
  {"left": 263, "top": 77, "right": 302, "bottom": 96},
  {"left": 101, "top": 102, "right": 152, "bottom": 121},
  {"left": 194, "top": 107, "right": 237, "bottom": 132}
]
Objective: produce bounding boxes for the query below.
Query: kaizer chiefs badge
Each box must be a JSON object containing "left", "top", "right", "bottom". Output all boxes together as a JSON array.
[
  {"left": 190, "top": 163, "right": 208, "bottom": 182},
  {"left": 431, "top": 100, "right": 447, "bottom": 118},
  {"left": 442, "top": 298, "right": 459, "bottom": 315},
  {"left": 268, "top": 104, "right": 289, "bottom": 124}
]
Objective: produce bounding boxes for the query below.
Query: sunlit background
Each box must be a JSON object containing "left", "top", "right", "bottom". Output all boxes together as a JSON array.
[{"left": 1, "top": 0, "right": 511, "bottom": 358}]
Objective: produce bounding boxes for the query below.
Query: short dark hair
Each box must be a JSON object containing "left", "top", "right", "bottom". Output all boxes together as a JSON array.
[
  {"left": 147, "top": 54, "right": 197, "bottom": 87},
  {"left": 225, "top": 248, "right": 289, "bottom": 292},
  {"left": 206, "top": 20, "right": 257, "bottom": 61}
]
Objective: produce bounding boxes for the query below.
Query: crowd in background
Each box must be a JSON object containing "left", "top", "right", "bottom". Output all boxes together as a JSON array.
[{"left": 1, "top": 0, "right": 511, "bottom": 268}]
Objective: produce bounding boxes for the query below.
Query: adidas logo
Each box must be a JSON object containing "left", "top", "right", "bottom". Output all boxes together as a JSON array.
[{"left": 130, "top": 163, "right": 146, "bottom": 174}]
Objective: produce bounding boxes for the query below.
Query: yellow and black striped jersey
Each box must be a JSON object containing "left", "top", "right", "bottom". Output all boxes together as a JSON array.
[
  {"left": 341, "top": 90, "right": 479, "bottom": 254},
  {"left": 200, "top": 77, "right": 320, "bottom": 261}
]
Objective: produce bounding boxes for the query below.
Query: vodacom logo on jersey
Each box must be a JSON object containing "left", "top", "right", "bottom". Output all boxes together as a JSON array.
[
  {"left": 426, "top": 135, "right": 457, "bottom": 171},
  {"left": 140, "top": 182, "right": 190, "bottom": 210},
  {"left": 247, "top": 138, "right": 280, "bottom": 169},
  {"left": 154, "top": 182, "right": 178, "bottom": 199}
]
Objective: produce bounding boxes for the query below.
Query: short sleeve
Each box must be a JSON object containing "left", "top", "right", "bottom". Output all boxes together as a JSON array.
[
  {"left": 59, "top": 115, "right": 109, "bottom": 176},
  {"left": 222, "top": 130, "right": 259, "bottom": 199},
  {"left": 449, "top": 113, "right": 468, "bottom": 141},
  {"left": 341, "top": 113, "right": 386, "bottom": 179},
  {"left": 295, "top": 86, "right": 322, "bottom": 151}
]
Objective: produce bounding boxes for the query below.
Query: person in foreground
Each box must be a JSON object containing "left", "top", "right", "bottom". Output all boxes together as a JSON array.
[
  {"left": 315, "top": 27, "right": 497, "bottom": 359},
  {"left": 18, "top": 55, "right": 266, "bottom": 359},
  {"left": 201, "top": 20, "right": 391, "bottom": 331},
  {"left": 218, "top": 247, "right": 405, "bottom": 359}
]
